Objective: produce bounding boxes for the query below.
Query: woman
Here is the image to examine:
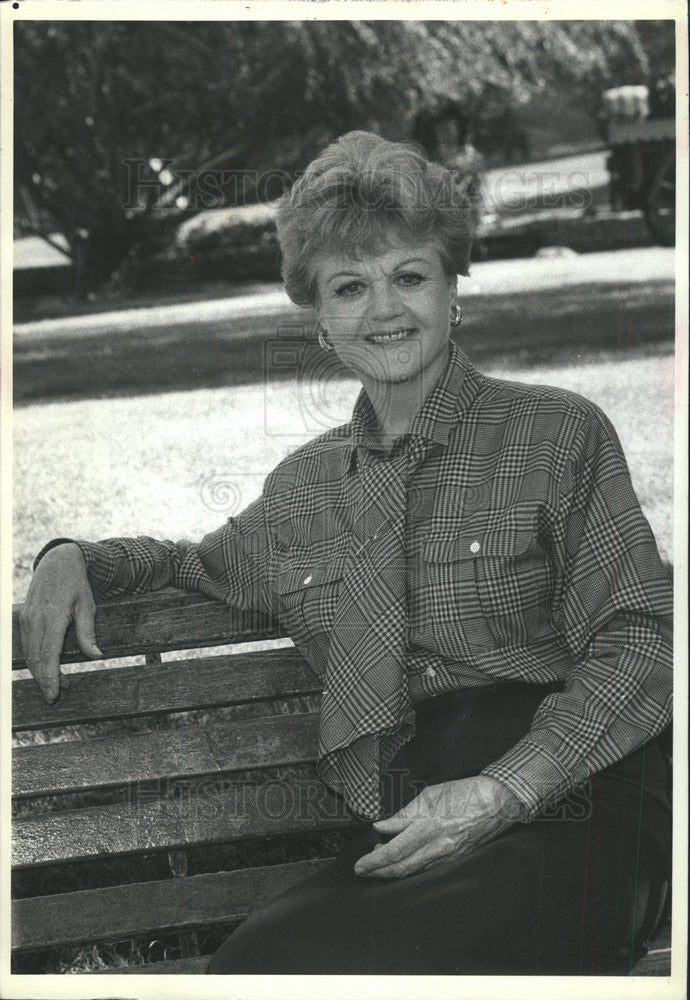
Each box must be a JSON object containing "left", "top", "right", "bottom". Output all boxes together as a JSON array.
[{"left": 21, "top": 131, "right": 673, "bottom": 975}]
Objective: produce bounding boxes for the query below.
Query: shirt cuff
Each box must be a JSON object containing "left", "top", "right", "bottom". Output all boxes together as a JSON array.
[{"left": 480, "top": 736, "right": 590, "bottom": 821}]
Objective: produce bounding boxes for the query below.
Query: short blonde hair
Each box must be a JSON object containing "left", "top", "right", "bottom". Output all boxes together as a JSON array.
[{"left": 275, "top": 130, "right": 474, "bottom": 307}]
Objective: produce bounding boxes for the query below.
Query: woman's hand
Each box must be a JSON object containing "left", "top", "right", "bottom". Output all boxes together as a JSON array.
[
  {"left": 354, "top": 775, "right": 526, "bottom": 879},
  {"left": 19, "top": 543, "right": 102, "bottom": 704}
]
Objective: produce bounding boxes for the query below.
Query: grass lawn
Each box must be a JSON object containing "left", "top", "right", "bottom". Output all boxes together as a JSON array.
[
  {"left": 14, "top": 347, "right": 674, "bottom": 603},
  {"left": 14, "top": 278, "right": 674, "bottom": 405}
]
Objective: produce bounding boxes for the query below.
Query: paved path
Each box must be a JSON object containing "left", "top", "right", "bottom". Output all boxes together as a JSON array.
[
  {"left": 483, "top": 150, "right": 609, "bottom": 214},
  {"left": 14, "top": 247, "right": 675, "bottom": 342}
]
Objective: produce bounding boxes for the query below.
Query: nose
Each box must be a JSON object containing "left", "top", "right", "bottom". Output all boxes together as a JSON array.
[{"left": 369, "top": 278, "right": 404, "bottom": 322}]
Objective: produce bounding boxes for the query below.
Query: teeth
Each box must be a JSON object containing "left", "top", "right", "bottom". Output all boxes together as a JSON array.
[{"left": 368, "top": 330, "right": 409, "bottom": 344}]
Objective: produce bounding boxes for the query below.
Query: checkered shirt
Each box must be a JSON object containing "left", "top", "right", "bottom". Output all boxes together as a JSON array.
[{"left": 36, "top": 342, "right": 673, "bottom": 820}]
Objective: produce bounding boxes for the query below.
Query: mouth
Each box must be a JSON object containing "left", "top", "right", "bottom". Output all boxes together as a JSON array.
[{"left": 365, "top": 328, "right": 415, "bottom": 345}]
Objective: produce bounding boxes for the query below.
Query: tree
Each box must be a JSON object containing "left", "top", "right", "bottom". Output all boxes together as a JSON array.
[{"left": 14, "top": 20, "right": 674, "bottom": 295}]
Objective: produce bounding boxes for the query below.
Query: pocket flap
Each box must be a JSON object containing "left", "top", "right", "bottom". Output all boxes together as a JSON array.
[
  {"left": 275, "top": 555, "right": 346, "bottom": 594},
  {"left": 423, "top": 527, "right": 535, "bottom": 563}
]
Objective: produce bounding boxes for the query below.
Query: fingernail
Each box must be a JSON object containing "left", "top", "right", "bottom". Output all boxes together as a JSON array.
[
  {"left": 94, "top": 647, "right": 103, "bottom": 657},
  {"left": 46, "top": 688, "right": 59, "bottom": 704}
]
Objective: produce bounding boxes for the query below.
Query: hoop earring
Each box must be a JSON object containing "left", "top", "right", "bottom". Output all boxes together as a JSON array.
[
  {"left": 450, "top": 304, "right": 463, "bottom": 329},
  {"left": 318, "top": 325, "right": 335, "bottom": 352}
]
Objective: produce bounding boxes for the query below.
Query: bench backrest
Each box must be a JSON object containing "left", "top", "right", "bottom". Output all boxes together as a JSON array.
[{"left": 11, "top": 588, "right": 354, "bottom": 974}]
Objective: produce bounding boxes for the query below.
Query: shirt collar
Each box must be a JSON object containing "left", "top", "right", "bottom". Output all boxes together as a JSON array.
[{"left": 345, "top": 340, "right": 481, "bottom": 470}]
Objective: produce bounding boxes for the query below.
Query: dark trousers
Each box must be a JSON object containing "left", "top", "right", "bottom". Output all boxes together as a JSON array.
[{"left": 206, "top": 684, "right": 672, "bottom": 975}]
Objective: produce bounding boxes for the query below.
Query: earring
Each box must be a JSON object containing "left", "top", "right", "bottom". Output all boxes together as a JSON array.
[
  {"left": 318, "top": 325, "right": 334, "bottom": 351},
  {"left": 450, "top": 304, "right": 463, "bottom": 328}
]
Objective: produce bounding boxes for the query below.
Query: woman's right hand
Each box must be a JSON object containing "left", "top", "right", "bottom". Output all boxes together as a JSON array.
[{"left": 19, "top": 543, "right": 103, "bottom": 704}]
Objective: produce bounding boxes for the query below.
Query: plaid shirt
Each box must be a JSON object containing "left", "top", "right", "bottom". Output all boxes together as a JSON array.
[{"left": 39, "top": 342, "right": 673, "bottom": 819}]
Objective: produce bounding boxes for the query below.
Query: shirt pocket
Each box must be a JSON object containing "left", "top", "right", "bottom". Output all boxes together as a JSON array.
[
  {"left": 273, "top": 550, "right": 347, "bottom": 654},
  {"left": 421, "top": 526, "right": 551, "bottom": 658}
]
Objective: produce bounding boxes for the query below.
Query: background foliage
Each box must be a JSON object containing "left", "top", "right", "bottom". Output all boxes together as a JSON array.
[{"left": 15, "top": 20, "right": 675, "bottom": 291}]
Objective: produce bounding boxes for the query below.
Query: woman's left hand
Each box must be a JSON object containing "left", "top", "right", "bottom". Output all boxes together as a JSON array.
[{"left": 354, "top": 775, "right": 526, "bottom": 879}]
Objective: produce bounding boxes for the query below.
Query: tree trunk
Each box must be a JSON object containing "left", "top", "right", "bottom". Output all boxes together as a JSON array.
[{"left": 69, "top": 215, "right": 153, "bottom": 299}]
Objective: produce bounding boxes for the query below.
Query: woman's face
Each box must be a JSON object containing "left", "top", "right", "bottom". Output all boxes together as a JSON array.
[{"left": 313, "top": 240, "right": 458, "bottom": 388}]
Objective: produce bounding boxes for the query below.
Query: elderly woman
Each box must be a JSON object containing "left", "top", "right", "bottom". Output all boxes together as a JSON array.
[{"left": 22, "top": 131, "right": 672, "bottom": 976}]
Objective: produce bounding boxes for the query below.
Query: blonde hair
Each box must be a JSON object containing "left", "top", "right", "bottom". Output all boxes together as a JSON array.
[{"left": 275, "top": 130, "right": 474, "bottom": 307}]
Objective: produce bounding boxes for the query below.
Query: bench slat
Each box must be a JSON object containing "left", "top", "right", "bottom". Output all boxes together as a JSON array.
[
  {"left": 13, "top": 712, "right": 320, "bottom": 798},
  {"left": 96, "top": 946, "right": 675, "bottom": 977},
  {"left": 36, "top": 916, "right": 676, "bottom": 978},
  {"left": 94, "top": 955, "right": 211, "bottom": 974},
  {"left": 12, "top": 859, "right": 331, "bottom": 951},
  {"left": 13, "top": 781, "right": 355, "bottom": 867},
  {"left": 13, "top": 648, "right": 321, "bottom": 730},
  {"left": 84, "top": 938, "right": 682, "bottom": 978},
  {"left": 12, "top": 589, "right": 284, "bottom": 668}
]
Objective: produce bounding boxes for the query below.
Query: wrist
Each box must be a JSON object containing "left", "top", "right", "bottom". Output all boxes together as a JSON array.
[
  {"left": 43, "top": 542, "right": 84, "bottom": 564},
  {"left": 481, "top": 775, "right": 528, "bottom": 822},
  {"left": 33, "top": 538, "right": 80, "bottom": 572}
]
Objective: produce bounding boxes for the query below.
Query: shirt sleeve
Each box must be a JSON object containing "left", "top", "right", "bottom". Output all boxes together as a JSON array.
[
  {"left": 481, "top": 406, "right": 673, "bottom": 819},
  {"left": 32, "top": 494, "right": 277, "bottom": 619}
]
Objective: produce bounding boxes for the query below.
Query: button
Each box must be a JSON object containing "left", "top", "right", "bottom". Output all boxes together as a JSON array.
[
  {"left": 303, "top": 574, "right": 312, "bottom": 585},
  {"left": 470, "top": 540, "right": 481, "bottom": 554},
  {"left": 425, "top": 666, "right": 437, "bottom": 679}
]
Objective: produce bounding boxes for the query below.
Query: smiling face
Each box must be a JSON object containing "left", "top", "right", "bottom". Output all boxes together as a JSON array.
[{"left": 313, "top": 240, "right": 458, "bottom": 390}]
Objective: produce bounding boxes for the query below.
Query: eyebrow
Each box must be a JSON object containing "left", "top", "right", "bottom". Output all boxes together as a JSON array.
[{"left": 326, "top": 257, "right": 430, "bottom": 286}]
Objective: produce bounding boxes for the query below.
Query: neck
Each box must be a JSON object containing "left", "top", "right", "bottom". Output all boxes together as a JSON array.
[{"left": 360, "top": 342, "right": 450, "bottom": 446}]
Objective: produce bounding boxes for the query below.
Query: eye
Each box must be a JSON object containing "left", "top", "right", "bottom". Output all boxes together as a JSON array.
[
  {"left": 335, "top": 280, "right": 364, "bottom": 297},
  {"left": 396, "top": 272, "right": 425, "bottom": 287}
]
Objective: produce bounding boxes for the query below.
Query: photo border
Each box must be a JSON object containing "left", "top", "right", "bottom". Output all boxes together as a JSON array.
[{"left": 1, "top": 3, "right": 687, "bottom": 998}]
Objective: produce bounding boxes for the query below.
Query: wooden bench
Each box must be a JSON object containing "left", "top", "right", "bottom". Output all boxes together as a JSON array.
[{"left": 11, "top": 588, "right": 672, "bottom": 975}]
